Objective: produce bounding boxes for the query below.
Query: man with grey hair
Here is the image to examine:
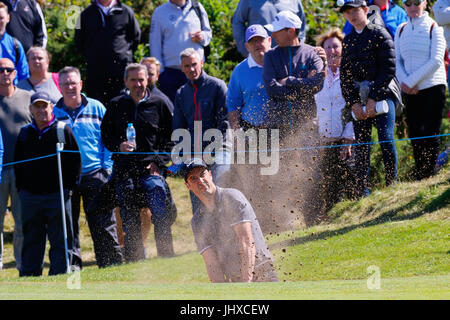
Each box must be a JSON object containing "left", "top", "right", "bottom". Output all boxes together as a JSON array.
[
  {"left": 52, "top": 66, "right": 123, "bottom": 268},
  {"left": 173, "top": 48, "right": 230, "bottom": 216},
  {"left": 101, "top": 63, "right": 177, "bottom": 261}
]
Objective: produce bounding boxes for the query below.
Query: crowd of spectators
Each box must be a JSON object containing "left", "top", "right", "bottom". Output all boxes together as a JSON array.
[{"left": 0, "top": 0, "right": 447, "bottom": 283}]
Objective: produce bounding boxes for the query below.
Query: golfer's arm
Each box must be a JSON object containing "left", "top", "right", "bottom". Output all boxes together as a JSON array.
[
  {"left": 234, "top": 222, "right": 256, "bottom": 282},
  {"left": 201, "top": 248, "right": 226, "bottom": 283}
]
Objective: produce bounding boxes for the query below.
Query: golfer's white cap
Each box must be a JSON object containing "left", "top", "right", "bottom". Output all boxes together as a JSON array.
[{"left": 265, "top": 11, "right": 302, "bottom": 33}]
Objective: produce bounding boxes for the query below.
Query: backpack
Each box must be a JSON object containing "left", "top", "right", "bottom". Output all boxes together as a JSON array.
[
  {"left": 12, "top": 37, "right": 20, "bottom": 64},
  {"left": 190, "top": 0, "right": 211, "bottom": 62},
  {"left": 399, "top": 22, "right": 449, "bottom": 77}
]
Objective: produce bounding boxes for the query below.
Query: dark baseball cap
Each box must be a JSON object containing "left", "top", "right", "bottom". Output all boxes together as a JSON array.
[
  {"left": 338, "top": 0, "right": 367, "bottom": 12},
  {"left": 30, "top": 91, "right": 52, "bottom": 105},
  {"left": 181, "top": 158, "right": 208, "bottom": 181}
]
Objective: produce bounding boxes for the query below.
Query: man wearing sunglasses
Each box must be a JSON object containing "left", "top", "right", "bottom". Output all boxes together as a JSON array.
[{"left": 0, "top": 57, "right": 32, "bottom": 271}]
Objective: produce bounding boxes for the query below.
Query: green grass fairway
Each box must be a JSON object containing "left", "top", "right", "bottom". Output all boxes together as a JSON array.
[
  {"left": 0, "top": 274, "right": 448, "bottom": 300},
  {"left": 0, "top": 167, "right": 448, "bottom": 300}
]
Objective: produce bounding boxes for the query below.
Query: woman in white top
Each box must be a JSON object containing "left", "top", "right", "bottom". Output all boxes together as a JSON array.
[
  {"left": 17, "top": 46, "right": 62, "bottom": 104},
  {"left": 395, "top": 0, "right": 447, "bottom": 180},
  {"left": 314, "top": 28, "right": 357, "bottom": 214}
]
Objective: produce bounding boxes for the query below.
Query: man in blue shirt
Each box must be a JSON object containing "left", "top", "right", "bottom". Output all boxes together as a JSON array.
[
  {"left": 227, "top": 24, "right": 272, "bottom": 131},
  {"left": 226, "top": 24, "right": 276, "bottom": 232},
  {"left": 53, "top": 66, "right": 123, "bottom": 268},
  {"left": 0, "top": 2, "right": 28, "bottom": 84},
  {"left": 342, "top": 0, "right": 407, "bottom": 38}
]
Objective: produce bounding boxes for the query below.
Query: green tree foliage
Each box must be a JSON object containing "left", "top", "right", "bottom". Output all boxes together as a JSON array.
[{"left": 42, "top": 0, "right": 344, "bottom": 81}]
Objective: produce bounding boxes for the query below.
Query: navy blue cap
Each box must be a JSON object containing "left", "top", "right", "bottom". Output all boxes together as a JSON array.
[
  {"left": 181, "top": 158, "right": 208, "bottom": 181},
  {"left": 30, "top": 91, "right": 52, "bottom": 105}
]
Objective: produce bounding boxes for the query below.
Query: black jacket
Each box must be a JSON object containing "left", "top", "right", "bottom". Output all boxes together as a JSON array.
[
  {"left": 0, "top": 0, "right": 44, "bottom": 52},
  {"left": 74, "top": 0, "right": 141, "bottom": 76},
  {"left": 101, "top": 90, "right": 174, "bottom": 173},
  {"left": 340, "top": 22, "right": 396, "bottom": 107},
  {"left": 14, "top": 119, "right": 81, "bottom": 194}
]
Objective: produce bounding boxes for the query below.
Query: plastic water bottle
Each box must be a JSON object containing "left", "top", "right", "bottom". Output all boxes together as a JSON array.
[
  {"left": 126, "top": 123, "right": 136, "bottom": 151},
  {"left": 352, "top": 100, "right": 389, "bottom": 120}
]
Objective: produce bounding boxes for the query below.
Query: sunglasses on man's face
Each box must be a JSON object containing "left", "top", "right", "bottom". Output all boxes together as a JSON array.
[
  {"left": 0, "top": 67, "right": 15, "bottom": 74},
  {"left": 404, "top": 0, "right": 424, "bottom": 7}
]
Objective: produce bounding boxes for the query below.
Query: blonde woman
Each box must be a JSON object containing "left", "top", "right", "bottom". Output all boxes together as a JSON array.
[{"left": 315, "top": 28, "right": 356, "bottom": 214}]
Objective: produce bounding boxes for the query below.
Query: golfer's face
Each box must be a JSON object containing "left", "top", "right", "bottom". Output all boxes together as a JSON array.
[{"left": 185, "top": 167, "right": 214, "bottom": 196}]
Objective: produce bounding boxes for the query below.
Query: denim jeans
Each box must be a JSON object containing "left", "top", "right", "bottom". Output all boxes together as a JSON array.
[
  {"left": 158, "top": 67, "right": 187, "bottom": 103},
  {"left": 352, "top": 99, "right": 398, "bottom": 197},
  {"left": 116, "top": 170, "right": 177, "bottom": 261},
  {"left": 19, "top": 190, "right": 74, "bottom": 276},
  {"left": 0, "top": 168, "right": 22, "bottom": 270}
]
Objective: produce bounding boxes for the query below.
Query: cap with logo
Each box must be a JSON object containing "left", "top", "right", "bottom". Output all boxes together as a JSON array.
[
  {"left": 264, "top": 10, "right": 302, "bottom": 33},
  {"left": 245, "top": 24, "right": 269, "bottom": 43}
]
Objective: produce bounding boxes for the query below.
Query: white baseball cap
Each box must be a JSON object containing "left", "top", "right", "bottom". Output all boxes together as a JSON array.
[{"left": 265, "top": 11, "right": 302, "bottom": 33}]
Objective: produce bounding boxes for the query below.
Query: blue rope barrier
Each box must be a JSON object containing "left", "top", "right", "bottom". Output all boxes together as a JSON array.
[
  {"left": 1, "top": 153, "right": 57, "bottom": 168},
  {"left": 1, "top": 133, "right": 448, "bottom": 167}
]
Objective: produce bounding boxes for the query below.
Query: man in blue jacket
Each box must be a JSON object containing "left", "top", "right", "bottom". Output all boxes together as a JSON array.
[
  {"left": 53, "top": 66, "right": 123, "bottom": 268},
  {"left": 0, "top": 2, "right": 28, "bottom": 84},
  {"left": 173, "top": 48, "right": 231, "bottom": 215},
  {"left": 262, "top": 11, "right": 325, "bottom": 227},
  {"left": 0, "top": 0, "right": 45, "bottom": 52},
  {"left": 263, "top": 10, "right": 325, "bottom": 138}
]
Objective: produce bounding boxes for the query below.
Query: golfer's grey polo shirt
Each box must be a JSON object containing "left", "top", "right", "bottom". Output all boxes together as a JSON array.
[{"left": 191, "top": 187, "right": 277, "bottom": 282}]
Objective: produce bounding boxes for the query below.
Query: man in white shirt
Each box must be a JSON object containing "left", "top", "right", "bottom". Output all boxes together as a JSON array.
[{"left": 149, "top": 0, "right": 212, "bottom": 102}]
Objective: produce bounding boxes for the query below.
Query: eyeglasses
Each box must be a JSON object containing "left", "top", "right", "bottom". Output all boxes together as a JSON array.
[
  {"left": 0, "top": 67, "right": 15, "bottom": 74},
  {"left": 60, "top": 81, "right": 80, "bottom": 87},
  {"left": 404, "top": 0, "right": 423, "bottom": 7}
]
